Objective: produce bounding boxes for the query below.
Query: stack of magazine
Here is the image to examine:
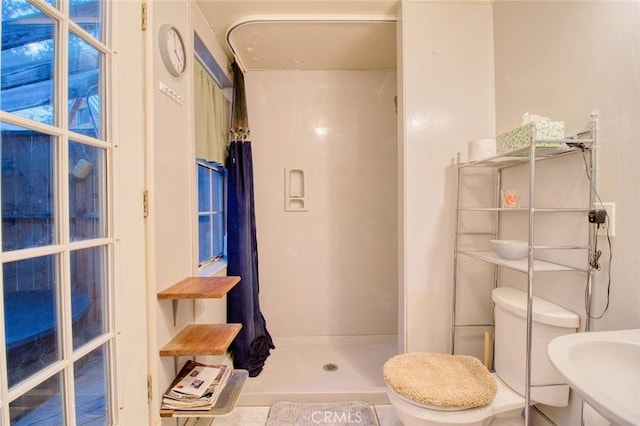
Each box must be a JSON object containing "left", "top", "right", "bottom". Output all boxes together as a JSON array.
[{"left": 162, "top": 360, "right": 232, "bottom": 411}]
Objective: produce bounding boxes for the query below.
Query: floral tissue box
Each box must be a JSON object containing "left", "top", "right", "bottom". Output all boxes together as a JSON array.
[{"left": 497, "top": 121, "right": 565, "bottom": 154}]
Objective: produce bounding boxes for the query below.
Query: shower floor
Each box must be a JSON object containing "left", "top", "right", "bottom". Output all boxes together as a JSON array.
[{"left": 238, "top": 334, "right": 398, "bottom": 406}]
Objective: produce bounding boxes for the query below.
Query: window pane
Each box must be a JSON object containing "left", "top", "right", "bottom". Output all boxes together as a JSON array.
[
  {"left": 70, "top": 0, "right": 103, "bottom": 42},
  {"left": 212, "top": 169, "right": 224, "bottom": 212},
  {"left": 68, "top": 34, "right": 103, "bottom": 139},
  {"left": 75, "top": 344, "right": 109, "bottom": 425},
  {"left": 199, "top": 215, "right": 212, "bottom": 264},
  {"left": 71, "top": 247, "right": 105, "bottom": 349},
  {"left": 198, "top": 162, "right": 225, "bottom": 264},
  {"left": 213, "top": 213, "right": 224, "bottom": 258},
  {"left": 3, "top": 256, "right": 60, "bottom": 388},
  {"left": 10, "top": 373, "right": 63, "bottom": 424},
  {"left": 1, "top": 0, "right": 56, "bottom": 125},
  {"left": 69, "top": 141, "right": 106, "bottom": 241},
  {"left": 1, "top": 125, "right": 56, "bottom": 251},
  {"left": 198, "top": 164, "right": 211, "bottom": 211}
]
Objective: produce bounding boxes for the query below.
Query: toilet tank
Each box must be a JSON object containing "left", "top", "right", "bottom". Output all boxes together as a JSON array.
[{"left": 492, "top": 287, "right": 579, "bottom": 407}]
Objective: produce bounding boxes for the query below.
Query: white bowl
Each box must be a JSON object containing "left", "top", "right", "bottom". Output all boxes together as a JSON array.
[{"left": 490, "top": 240, "right": 528, "bottom": 260}]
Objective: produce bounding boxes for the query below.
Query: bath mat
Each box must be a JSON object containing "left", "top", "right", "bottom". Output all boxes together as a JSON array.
[
  {"left": 383, "top": 352, "right": 497, "bottom": 409},
  {"left": 266, "top": 401, "right": 379, "bottom": 426}
]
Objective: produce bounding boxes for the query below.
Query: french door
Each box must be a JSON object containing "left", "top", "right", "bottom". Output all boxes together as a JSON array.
[{"left": 0, "top": 0, "right": 115, "bottom": 424}]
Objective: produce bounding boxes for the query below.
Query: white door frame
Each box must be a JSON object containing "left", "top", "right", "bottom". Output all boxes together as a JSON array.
[{"left": 111, "top": 1, "right": 150, "bottom": 424}]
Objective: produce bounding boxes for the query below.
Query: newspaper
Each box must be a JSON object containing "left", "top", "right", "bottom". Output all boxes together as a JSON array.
[{"left": 162, "top": 360, "right": 232, "bottom": 411}]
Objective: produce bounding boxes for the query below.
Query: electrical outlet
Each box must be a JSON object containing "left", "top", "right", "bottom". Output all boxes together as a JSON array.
[{"left": 594, "top": 202, "right": 615, "bottom": 237}]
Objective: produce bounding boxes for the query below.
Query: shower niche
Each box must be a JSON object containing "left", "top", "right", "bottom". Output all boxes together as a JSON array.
[{"left": 285, "top": 167, "right": 308, "bottom": 211}]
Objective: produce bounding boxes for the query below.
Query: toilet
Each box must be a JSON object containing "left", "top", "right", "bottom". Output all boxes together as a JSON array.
[{"left": 384, "top": 287, "right": 580, "bottom": 426}]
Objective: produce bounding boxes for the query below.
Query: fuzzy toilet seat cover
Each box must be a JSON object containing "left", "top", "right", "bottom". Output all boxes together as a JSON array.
[{"left": 383, "top": 352, "right": 497, "bottom": 410}]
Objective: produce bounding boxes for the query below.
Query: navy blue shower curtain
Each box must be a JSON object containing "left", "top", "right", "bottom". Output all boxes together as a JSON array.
[{"left": 226, "top": 62, "right": 274, "bottom": 377}]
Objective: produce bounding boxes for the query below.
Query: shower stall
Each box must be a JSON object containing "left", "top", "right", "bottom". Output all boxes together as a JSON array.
[{"left": 225, "top": 19, "right": 399, "bottom": 405}]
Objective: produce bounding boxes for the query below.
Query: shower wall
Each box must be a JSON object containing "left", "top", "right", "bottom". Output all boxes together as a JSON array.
[{"left": 245, "top": 70, "right": 398, "bottom": 337}]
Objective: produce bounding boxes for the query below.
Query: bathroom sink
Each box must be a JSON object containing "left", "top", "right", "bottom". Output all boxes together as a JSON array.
[{"left": 547, "top": 328, "right": 640, "bottom": 426}]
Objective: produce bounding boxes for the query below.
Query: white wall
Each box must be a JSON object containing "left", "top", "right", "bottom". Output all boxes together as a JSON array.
[
  {"left": 145, "top": 1, "right": 232, "bottom": 424},
  {"left": 493, "top": 2, "right": 640, "bottom": 424},
  {"left": 146, "top": 2, "right": 193, "bottom": 423},
  {"left": 400, "top": 1, "right": 495, "bottom": 353},
  {"left": 494, "top": 0, "right": 640, "bottom": 344},
  {"left": 246, "top": 70, "right": 398, "bottom": 337}
]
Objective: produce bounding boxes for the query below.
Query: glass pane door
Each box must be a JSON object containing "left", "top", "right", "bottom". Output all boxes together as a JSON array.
[{"left": 1, "top": 0, "right": 112, "bottom": 424}]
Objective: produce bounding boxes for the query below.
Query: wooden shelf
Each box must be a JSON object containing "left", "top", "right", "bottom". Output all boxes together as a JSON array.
[
  {"left": 158, "top": 276, "right": 241, "bottom": 325},
  {"left": 158, "top": 276, "right": 240, "bottom": 299},
  {"left": 159, "top": 324, "right": 242, "bottom": 357},
  {"left": 157, "top": 277, "right": 246, "bottom": 418},
  {"left": 160, "top": 370, "right": 249, "bottom": 418}
]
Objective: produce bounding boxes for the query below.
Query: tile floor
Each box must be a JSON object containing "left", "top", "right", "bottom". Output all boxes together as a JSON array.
[{"left": 210, "top": 405, "right": 403, "bottom": 425}]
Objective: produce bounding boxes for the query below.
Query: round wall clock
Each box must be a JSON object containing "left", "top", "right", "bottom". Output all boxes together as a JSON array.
[{"left": 158, "top": 25, "right": 186, "bottom": 77}]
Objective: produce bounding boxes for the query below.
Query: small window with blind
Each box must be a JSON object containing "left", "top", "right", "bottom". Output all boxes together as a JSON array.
[{"left": 193, "top": 35, "right": 231, "bottom": 269}]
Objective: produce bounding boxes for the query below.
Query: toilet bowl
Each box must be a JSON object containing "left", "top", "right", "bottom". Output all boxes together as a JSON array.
[
  {"left": 384, "top": 287, "right": 580, "bottom": 426},
  {"left": 386, "top": 373, "right": 524, "bottom": 426}
]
